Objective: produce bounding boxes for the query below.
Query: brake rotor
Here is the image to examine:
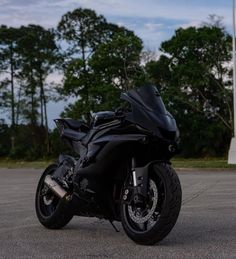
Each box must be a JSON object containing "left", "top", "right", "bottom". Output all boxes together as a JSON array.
[
  {"left": 42, "top": 185, "right": 54, "bottom": 205},
  {"left": 43, "top": 195, "right": 54, "bottom": 205},
  {"left": 128, "top": 179, "right": 158, "bottom": 224}
]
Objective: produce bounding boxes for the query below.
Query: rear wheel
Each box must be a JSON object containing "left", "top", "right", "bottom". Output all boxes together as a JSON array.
[
  {"left": 121, "top": 163, "right": 182, "bottom": 245},
  {"left": 35, "top": 164, "right": 73, "bottom": 229}
]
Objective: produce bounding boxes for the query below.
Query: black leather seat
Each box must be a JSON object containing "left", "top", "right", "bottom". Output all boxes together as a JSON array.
[
  {"left": 58, "top": 118, "right": 89, "bottom": 132},
  {"left": 61, "top": 128, "right": 86, "bottom": 141}
]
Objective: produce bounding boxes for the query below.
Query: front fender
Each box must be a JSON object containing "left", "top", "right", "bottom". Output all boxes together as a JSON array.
[{"left": 134, "top": 160, "right": 171, "bottom": 197}]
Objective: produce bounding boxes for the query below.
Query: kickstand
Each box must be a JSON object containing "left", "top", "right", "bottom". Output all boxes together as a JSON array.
[{"left": 109, "top": 220, "right": 120, "bottom": 232}]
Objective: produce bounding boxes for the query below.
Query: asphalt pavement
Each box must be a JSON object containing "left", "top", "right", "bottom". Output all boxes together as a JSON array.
[{"left": 0, "top": 167, "right": 236, "bottom": 259}]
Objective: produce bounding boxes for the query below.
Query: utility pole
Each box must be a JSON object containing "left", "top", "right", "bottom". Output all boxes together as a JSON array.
[{"left": 228, "top": 0, "right": 236, "bottom": 163}]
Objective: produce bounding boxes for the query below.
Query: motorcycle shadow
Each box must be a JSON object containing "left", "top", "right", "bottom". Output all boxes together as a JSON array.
[
  {"left": 59, "top": 212, "right": 235, "bottom": 248},
  {"left": 158, "top": 212, "right": 236, "bottom": 247}
]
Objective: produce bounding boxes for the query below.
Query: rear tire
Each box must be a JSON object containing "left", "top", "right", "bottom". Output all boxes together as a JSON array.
[
  {"left": 35, "top": 164, "right": 73, "bottom": 229},
  {"left": 121, "top": 163, "right": 182, "bottom": 245}
]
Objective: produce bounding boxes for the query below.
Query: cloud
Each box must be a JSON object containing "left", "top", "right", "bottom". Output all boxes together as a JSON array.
[
  {"left": 179, "top": 21, "right": 202, "bottom": 29},
  {"left": 116, "top": 21, "right": 124, "bottom": 27},
  {"left": 0, "top": 0, "right": 232, "bottom": 28},
  {"left": 168, "top": 20, "right": 202, "bottom": 30},
  {"left": 71, "top": 0, "right": 231, "bottom": 26},
  {"left": 145, "top": 23, "right": 164, "bottom": 31},
  {"left": 0, "top": 0, "right": 233, "bottom": 47}
]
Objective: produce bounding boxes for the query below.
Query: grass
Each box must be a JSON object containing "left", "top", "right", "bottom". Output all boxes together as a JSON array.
[
  {"left": 0, "top": 158, "right": 53, "bottom": 169},
  {"left": 172, "top": 158, "right": 236, "bottom": 169},
  {"left": 0, "top": 157, "right": 236, "bottom": 169}
]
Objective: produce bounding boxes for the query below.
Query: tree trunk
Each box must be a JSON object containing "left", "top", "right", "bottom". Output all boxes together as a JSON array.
[
  {"left": 43, "top": 89, "right": 50, "bottom": 154},
  {"left": 39, "top": 74, "right": 44, "bottom": 126},
  {"left": 81, "top": 32, "right": 90, "bottom": 122},
  {"left": 10, "top": 43, "right": 15, "bottom": 126},
  {"left": 30, "top": 67, "right": 36, "bottom": 125},
  {"left": 9, "top": 43, "right": 16, "bottom": 153},
  {"left": 16, "top": 84, "right": 22, "bottom": 125},
  {"left": 39, "top": 69, "right": 50, "bottom": 154}
]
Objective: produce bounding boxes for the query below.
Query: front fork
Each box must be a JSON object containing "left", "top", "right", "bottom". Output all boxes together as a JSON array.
[
  {"left": 132, "top": 170, "right": 138, "bottom": 187},
  {"left": 122, "top": 158, "right": 149, "bottom": 204}
]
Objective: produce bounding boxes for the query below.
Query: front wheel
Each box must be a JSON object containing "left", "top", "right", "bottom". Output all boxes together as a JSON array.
[
  {"left": 121, "top": 163, "right": 182, "bottom": 245},
  {"left": 35, "top": 164, "right": 73, "bottom": 229}
]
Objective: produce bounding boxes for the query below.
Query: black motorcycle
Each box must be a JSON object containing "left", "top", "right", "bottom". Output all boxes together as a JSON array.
[{"left": 35, "top": 85, "right": 182, "bottom": 245}]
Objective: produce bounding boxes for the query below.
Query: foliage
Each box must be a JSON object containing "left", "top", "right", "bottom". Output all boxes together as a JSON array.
[
  {"left": 0, "top": 123, "right": 46, "bottom": 160},
  {"left": 146, "top": 24, "right": 232, "bottom": 157},
  {"left": 0, "top": 25, "right": 21, "bottom": 126},
  {"left": 57, "top": 8, "right": 144, "bottom": 119},
  {"left": 57, "top": 8, "right": 111, "bottom": 114},
  {"left": 17, "top": 25, "right": 58, "bottom": 127},
  {"left": 90, "top": 29, "right": 143, "bottom": 90},
  {"left": 0, "top": 124, "right": 11, "bottom": 156},
  {"left": 0, "top": 25, "right": 58, "bottom": 127},
  {"left": 0, "top": 123, "right": 78, "bottom": 160},
  {"left": 172, "top": 158, "right": 236, "bottom": 169},
  {"left": 0, "top": 8, "right": 234, "bottom": 159}
]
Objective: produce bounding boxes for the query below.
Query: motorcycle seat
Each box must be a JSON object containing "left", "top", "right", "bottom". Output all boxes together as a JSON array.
[
  {"left": 57, "top": 118, "right": 89, "bottom": 132},
  {"left": 61, "top": 128, "right": 86, "bottom": 141}
]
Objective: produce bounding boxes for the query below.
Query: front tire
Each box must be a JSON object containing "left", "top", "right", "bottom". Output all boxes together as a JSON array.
[
  {"left": 35, "top": 164, "right": 73, "bottom": 229},
  {"left": 121, "top": 163, "right": 182, "bottom": 245}
]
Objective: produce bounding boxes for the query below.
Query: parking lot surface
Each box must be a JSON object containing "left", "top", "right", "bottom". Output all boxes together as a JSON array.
[{"left": 0, "top": 168, "right": 235, "bottom": 259}]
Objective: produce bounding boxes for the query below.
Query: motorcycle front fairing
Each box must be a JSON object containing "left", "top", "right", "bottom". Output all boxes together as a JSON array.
[
  {"left": 121, "top": 85, "right": 178, "bottom": 142},
  {"left": 73, "top": 85, "right": 178, "bottom": 181}
]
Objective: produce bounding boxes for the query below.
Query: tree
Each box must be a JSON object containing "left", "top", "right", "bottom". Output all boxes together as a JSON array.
[
  {"left": 0, "top": 26, "right": 21, "bottom": 127},
  {"left": 15, "top": 25, "right": 58, "bottom": 154},
  {"left": 146, "top": 24, "right": 232, "bottom": 156},
  {"left": 58, "top": 8, "right": 144, "bottom": 119},
  {"left": 0, "top": 26, "right": 23, "bottom": 153},
  {"left": 57, "top": 8, "right": 108, "bottom": 103},
  {"left": 17, "top": 25, "right": 58, "bottom": 128},
  {"left": 90, "top": 29, "right": 143, "bottom": 91}
]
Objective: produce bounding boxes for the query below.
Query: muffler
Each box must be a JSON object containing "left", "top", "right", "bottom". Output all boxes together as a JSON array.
[{"left": 44, "top": 175, "right": 68, "bottom": 199}]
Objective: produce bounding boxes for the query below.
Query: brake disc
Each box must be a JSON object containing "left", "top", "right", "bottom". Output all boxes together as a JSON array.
[
  {"left": 42, "top": 186, "right": 54, "bottom": 205},
  {"left": 128, "top": 179, "right": 158, "bottom": 224},
  {"left": 43, "top": 195, "right": 54, "bottom": 205}
]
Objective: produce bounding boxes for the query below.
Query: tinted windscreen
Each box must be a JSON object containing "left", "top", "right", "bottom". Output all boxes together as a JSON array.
[{"left": 126, "top": 85, "right": 166, "bottom": 114}]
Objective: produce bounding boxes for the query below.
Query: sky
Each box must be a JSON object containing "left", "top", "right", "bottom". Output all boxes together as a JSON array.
[
  {"left": 0, "top": 0, "right": 233, "bottom": 50},
  {"left": 0, "top": 0, "right": 234, "bottom": 128}
]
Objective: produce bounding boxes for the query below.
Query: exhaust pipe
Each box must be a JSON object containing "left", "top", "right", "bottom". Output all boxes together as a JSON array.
[{"left": 44, "top": 175, "right": 68, "bottom": 199}]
